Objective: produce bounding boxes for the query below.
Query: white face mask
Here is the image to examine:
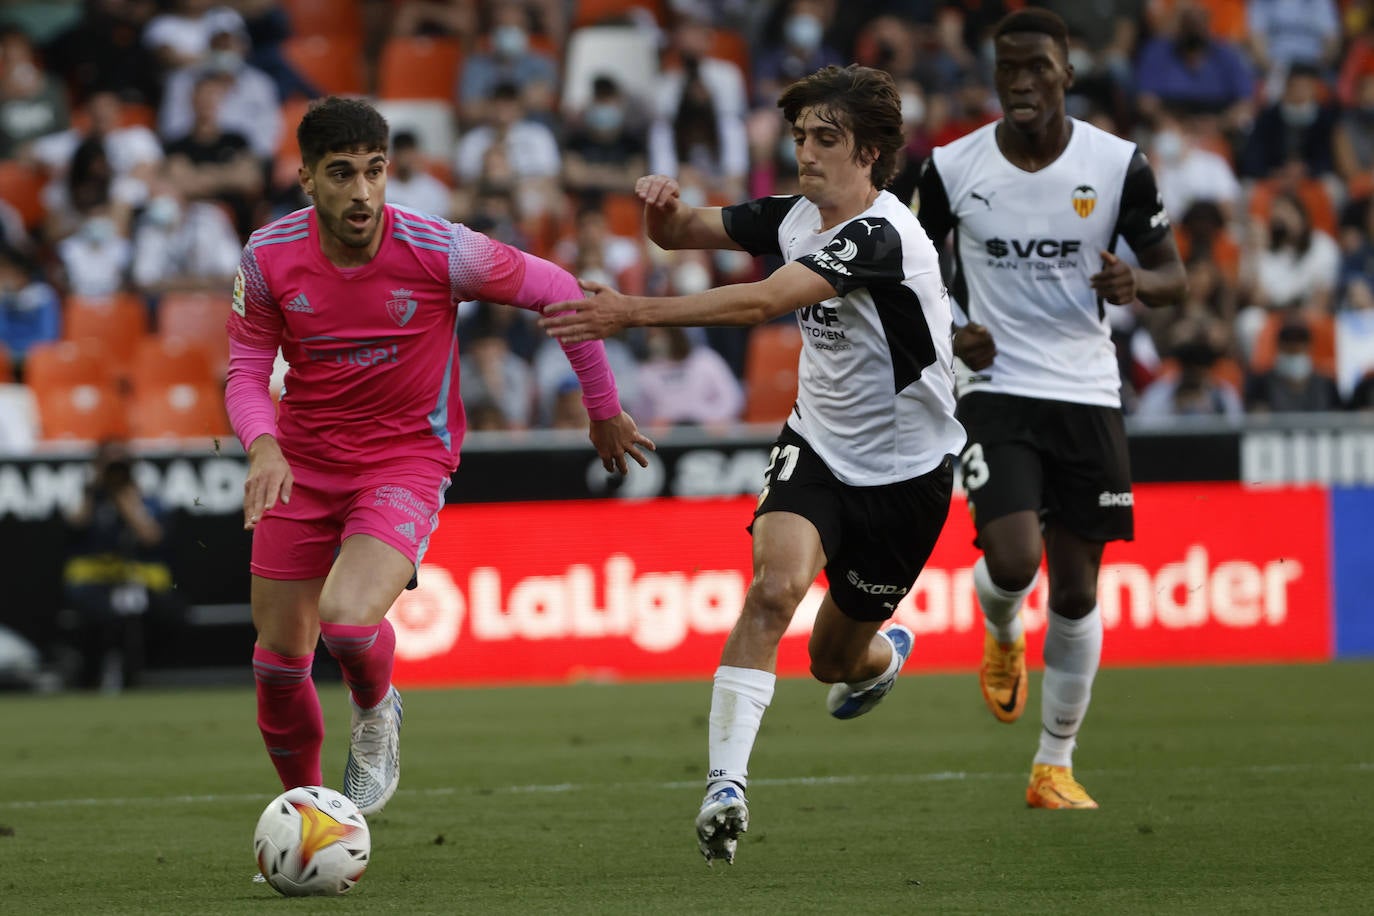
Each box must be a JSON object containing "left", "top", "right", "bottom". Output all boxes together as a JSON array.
[
  {"left": 80, "top": 216, "right": 118, "bottom": 245},
  {"left": 784, "top": 13, "right": 823, "bottom": 52},
  {"left": 493, "top": 25, "right": 527, "bottom": 58},
  {"left": 1274, "top": 352, "right": 1312, "bottom": 382},
  {"left": 672, "top": 261, "right": 711, "bottom": 296},
  {"left": 900, "top": 91, "right": 925, "bottom": 126},
  {"left": 1154, "top": 129, "right": 1184, "bottom": 163},
  {"left": 145, "top": 195, "right": 180, "bottom": 227}
]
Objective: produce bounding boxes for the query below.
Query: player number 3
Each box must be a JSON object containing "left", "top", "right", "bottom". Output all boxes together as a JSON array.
[{"left": 960, "top": 442, "right": 990, "bottom": 491}]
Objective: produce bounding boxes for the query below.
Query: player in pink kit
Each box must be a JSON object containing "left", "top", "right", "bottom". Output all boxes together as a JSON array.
[{"left": 224, "top": 97, "right": 654, "bottom": 815}]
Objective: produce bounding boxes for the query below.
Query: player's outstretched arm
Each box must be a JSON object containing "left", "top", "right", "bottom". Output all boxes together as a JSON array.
[
  {"left": 539, "top": 262, "right": 833, "bottom": 343},
  {"left": 636, "top": 174, "right": 742, "bottom": 252}
]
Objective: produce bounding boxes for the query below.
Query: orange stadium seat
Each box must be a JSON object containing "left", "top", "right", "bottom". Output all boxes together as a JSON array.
[
  {"left": 38, "top": 383, "right": 129, "bottom": 442},
  {"left": 283, "top": 34, "right": 365, "bottom": 97},
  {"left": 64, "top": 293, "right": 148, "bottom": 367},
  {"left": 376, "top": 36, "right": 462, "bottom": 102},
  {"left": 274, "top": 97, "right": 314, "bottom": 191},
  {"left": 282, "top": 0, "right": 363, "bottom": 41},
  {"left": 159, "top": 292, "right": 232, "bottom": 379},
  {"left": 742, "top": 322, "right": 803, "bottom": 424},
  {"left": 129, "top": 335, "right": 216, "bottom": 396},
  {"left": 603, "top": 193, "right": 643, "bottom": 238},
  {"left": 0, "top": 160, "right": 46, "bottom": 230},
  {"left": 128, "top": 384, "right": 231, "bottom": 441},
  {"left": 24, "top": 339, "right": 113, "bottom": 392}
]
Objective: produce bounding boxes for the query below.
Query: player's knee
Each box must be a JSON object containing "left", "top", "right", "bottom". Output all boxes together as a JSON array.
[
  {"left": 744, "top": 574, "right": 809, "bottom": 628},
  {"left": 1048, "top": 586, "right": 1096, "bottom": 619},
  {"left": 983, "top": 549, "right": 1040, "bottom": 592}
]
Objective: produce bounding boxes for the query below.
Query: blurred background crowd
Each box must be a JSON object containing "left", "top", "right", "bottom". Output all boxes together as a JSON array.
[{"left": 2, "top": 0, "right": 1374, "bottom": 455}]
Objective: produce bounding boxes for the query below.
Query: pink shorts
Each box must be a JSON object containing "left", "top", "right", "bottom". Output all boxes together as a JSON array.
[{"left": 250, "top": 455, "right": 452, "bottom": 581}]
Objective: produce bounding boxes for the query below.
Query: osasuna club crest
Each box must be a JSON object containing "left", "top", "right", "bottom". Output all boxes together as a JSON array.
[
  {"left": 1071, "top": 185, "right": 1097, "bottom": 219},
  {"left": 386, "top": 288, "right": 417, "bottom": 326}
]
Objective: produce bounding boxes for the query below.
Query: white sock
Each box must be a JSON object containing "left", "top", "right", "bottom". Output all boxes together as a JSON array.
[
  {"left": 974, "top": 555, "right": 1036, "bottom": 643},
  {"left": 707, "top": 665, "right": 776, "bottom": 792},
  {"left": 1035, "top": 606, "right": 1103, "bottom": 768},
  {"left": 843, "top": 631, "right": 900, "bottom": 692}
]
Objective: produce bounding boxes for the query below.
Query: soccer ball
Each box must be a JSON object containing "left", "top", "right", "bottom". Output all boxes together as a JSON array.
[{"left": 253, "top": 786, "right": 371, "bottom": 896}]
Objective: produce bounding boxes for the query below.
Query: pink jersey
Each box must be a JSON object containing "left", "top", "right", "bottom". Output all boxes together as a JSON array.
[{"left": 226, "top": 205, "right": 609, "bottom": 469}]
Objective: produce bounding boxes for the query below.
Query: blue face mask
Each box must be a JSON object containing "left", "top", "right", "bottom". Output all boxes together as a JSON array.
[
  {"left": 585, "top": 103, "right": 624, "bottom": 133},
  {"left": 784, "top": 13, "right": 822, "bottom": 52}
]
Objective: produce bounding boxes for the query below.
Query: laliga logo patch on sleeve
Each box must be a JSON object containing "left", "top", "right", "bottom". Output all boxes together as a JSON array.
[{"left": 232, "top": 269, "right": 246, "bottom": 316}]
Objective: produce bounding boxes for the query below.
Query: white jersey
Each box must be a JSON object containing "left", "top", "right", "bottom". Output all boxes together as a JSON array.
[
  {"left": 722, "top": 190, "right": 965, "bottom": 486},
  {"left": 917, "top": 119, "right": 1172, "bottom": 408}
]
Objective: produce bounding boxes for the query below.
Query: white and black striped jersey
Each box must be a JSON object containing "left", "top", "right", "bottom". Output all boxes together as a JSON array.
[
  {"left": 916, "top": 119, "right": 1173, "bottom": 408},
  {"left": 722, "top": 190, "right": 965, "bottom": 486}
]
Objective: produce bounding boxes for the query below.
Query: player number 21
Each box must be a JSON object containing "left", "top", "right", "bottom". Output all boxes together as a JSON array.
[{"left": 756, "top": 443, "right": 801, "bottom": 507}]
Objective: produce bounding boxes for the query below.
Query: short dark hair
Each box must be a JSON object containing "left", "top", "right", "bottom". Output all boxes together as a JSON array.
[
  {"left": 993, "top": 8, "right": 1070, "bottom": 60},
  {"left": 297, "top": 96, "right": 389, "bottom": 169},
  {"left": 777, "top": 64, "right": 904, "bottom": 190}
]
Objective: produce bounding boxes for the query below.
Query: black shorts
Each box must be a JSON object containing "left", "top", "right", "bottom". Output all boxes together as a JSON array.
[
  {"left": 751, "top": 426, "right": 954, "bottom": 622},
  {"left": 956, "top": 392, "right": 1134, "bottom": 544}
]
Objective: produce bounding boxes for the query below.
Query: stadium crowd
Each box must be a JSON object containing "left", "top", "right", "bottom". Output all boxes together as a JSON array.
[{"left": 2, "top": 0, "right": 1374, "bottom": 453}]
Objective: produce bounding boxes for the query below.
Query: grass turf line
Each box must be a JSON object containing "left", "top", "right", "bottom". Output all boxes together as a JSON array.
[{"left": 0, "top": 662, "right": 1370, "bottom": 915}]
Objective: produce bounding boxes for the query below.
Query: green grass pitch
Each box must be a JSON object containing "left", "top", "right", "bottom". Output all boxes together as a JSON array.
[{"left": 1, "top": 662, "right": 1370, "bottom": 915}]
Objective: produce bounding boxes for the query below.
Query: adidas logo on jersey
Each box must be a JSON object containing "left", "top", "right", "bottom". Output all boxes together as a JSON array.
[
  {"left": 394, "top": 522, "right": 417, "bottom": 541},
  {"left": 285, "top": 293, "right": 313, "bottom": 313}
]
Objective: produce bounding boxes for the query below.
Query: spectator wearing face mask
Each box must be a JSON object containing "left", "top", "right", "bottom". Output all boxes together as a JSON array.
[
  {"left": 1239, "top": 62, "right": 1338, "bottom": 180},
  {"left": 633, "top": 323, "right": 744, "bottom": 430},
  {"left": 1135, "top": 1, "right": 1255, "bottom": 132},
  {"left": 563, "top": 76, "right": 648, "bottom": 198},
  {"left": 130, "top": 181, "right": 240, "bottom": 294},
  {"left": 751, "top": 0, "right": 843, "bottom": 109},
  {"left": 459, "top": 4, "right": 558, "bottom": 127},
  {"left": 385, "top": 131, "right": 453, "bottom": 219},
  {"left": 1333, "top": 71, "right": 1374, "bottom": 196},
  {"left": 1151, "top": 115, "right": 1241, "bottom": 223},
  {"left": 1245, "top": 319, "right": 1343, "bottom": 412},
  {"left": 157, "top": 17, "right": 281, "bottom": 159},
  {"left": 1135, "top": 334, "right": 1245, "bottom": 420}
]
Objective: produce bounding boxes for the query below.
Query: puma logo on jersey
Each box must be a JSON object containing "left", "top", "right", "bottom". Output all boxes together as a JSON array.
[
  {"left": 857, "top": 218, "right": 882, "bottom": 235},
  {"left": 970, "top": 190, "right": 995, "bottom": 209}
]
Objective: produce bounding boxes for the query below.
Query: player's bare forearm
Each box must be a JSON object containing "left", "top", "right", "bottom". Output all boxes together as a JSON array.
[
  {"left": 588, "top": 411, "right": 657, "bottom": 476},
  {"left": 1133, "top": 259, "right": 1188, "bottom": 309},
  {"left": 636, "top": 174, "right": 736, "bottom": 251}
]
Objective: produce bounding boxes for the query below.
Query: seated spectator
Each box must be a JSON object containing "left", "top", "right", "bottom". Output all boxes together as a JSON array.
[
  {"left": 1176, "top": 200, "right": 1243, "bottom": 286},
  {"left": 44, "top": 0, "right": 161, "bottom": 108},
  {"left": 386, "top": 130, "right": 453, "bottom": 219},
  {"left": 656, "top": 6, "right": 747, "bottom": 122},
  {"left": 238, "top": 0, "right": 320, "bottom": 102},
  {"left": 1350, "top": 370, "right": 1374, "bottom": 409},
  {"left": 926, "top": 72, "right": 999, "bottom": 148},
  {"left": 459, "top": 182, "right": 530, "bottom": 251},
  {"left": 162, "top": 71, "right": 264, "bottom": 239},
  {"left": 57, "top": 205, "right": 133, "bottom": 297},
  {"left": 634, "top": 325, "right": 744, "bottom": 429},
  {"left": 130, "top": 183, "right": 240, "bottom": 294},
  {"left": 459, "top": 3, "right": 557, "bottom": 126},
  {"left": 452, "top": 82, "right": 561, "bottom": 217},
  {"left": 1239, "top": 62, "right": 1338, "bottom": 180},
  {"left": 1135, "top": 334, "right": 1245, "bottom": 420},
  {"left": 158, "top": 16, "right": 281, "bottom": 160},
  {"left": 532, "top": 333, "right": 641, "bottom": 428},
  {"left": 1244, "top": 319, "right": 1343, "bottom": 412},
  {"left": 553, "top": 204, "right": 644, "bottom": 296},
  {"left": 751, "top": 0, "right": 843, "bottom": 109},
  {"left": 1136, "top": 1, "right": 1254, "bottom": 131},
  {"left": 143, "top": 0, "right": 247, "bottom": 74},
  {"left": 1152, "top": 115, "right": 1242, "bottom": 222},
  {"left": 1247, "top": 0, "right": 1342, "bottom": 94},
  {"left": 458, "top": 305, "right": 534, "bottom": 429},
  {"left": 1333, "top": 71, "right": 1374, "bottom": 198},
  {"left": 42, "top": 135, "right": 137, "bottom": 245},
  {"left": 1247, "top": 190, "right": 1341, "bottom": 314},
  {"left": 648, "top": 59, "right": 748, "bottom": 200},
  {"left": 390, "top": 0, "right": 478, "bottom": 40},
  {"left": 0, "top": 242, "right": 59, "bottom": 373},
  {"left": 0, "top": 24, "right": 70, "bottom": 159},
  {"left": 32, "top": 90, "right": 164, "bottom": 213},
  {"left": 562, "top": 75, "right": 648, "bottom": 198},
  {"left": 1335, "top": 275, "right": 1374, "bottom": 399},
  {"left": 547, "top": 374, "right": 589, "bottom": 430}
]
